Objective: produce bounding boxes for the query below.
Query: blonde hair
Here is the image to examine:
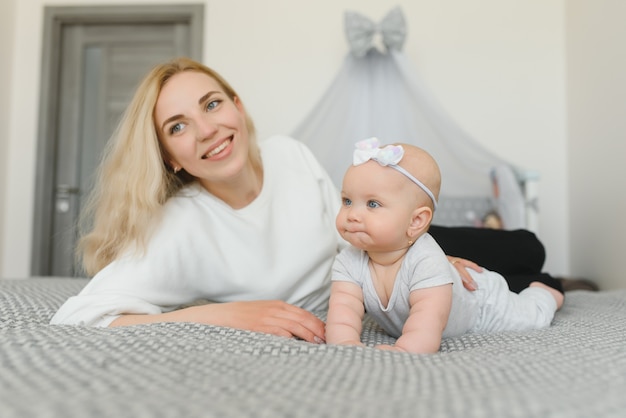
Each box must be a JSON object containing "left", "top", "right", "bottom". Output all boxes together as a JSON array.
[{"left": 77, "top": 57, "right": 259, "bottom": 276}]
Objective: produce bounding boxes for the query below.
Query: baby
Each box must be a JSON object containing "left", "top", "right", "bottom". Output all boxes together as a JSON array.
[{"left": 325, "top": 138, "right": 563, "bottom": 354}]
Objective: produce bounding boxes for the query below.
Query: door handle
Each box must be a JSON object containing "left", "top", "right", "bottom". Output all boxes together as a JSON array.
[
  {"left": 56, "top": 184, "right": 80, "bottom": 195},
  {"left": 55, "top": 185, "right": 80, "bottom": 213}
]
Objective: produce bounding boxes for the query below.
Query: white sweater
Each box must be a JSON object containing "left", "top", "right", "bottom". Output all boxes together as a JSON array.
[{"left": 51, "top": 136, "right": 345, "bottom": 326}]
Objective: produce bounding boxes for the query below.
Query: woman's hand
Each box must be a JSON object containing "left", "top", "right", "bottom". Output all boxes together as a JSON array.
[
  {"left": 447, "top": 256, "right": 482, "bottom": 291},
  {"left": 111, "top": 300, "right": 326, "bottom": 344},
  {"left": 195, "top": 300, "right": 326, "bottom": 344}
]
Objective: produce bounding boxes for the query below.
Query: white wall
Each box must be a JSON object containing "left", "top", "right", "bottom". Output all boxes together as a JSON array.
[
  {"left": 0, "top": 0, "right": 17, "bottom": 275},
  {"left": 567, "top": 0, "right": 626, "bottom": 290},
  {"left": 1, "top": 0, "right": 569, "bottom": 278}
]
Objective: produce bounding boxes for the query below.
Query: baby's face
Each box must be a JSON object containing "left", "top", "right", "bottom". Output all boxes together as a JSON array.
[{"left": 336, "top": 162, "right": 421, "bottom": 252}]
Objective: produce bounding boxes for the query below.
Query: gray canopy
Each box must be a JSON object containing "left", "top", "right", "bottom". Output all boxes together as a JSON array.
[{"left": 293, "top": 7, "right": 537, "bottom": 230}]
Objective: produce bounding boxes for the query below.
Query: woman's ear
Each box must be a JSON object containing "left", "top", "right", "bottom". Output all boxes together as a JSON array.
[
  {"left": 164, "top": 156, "right": 181, "bottom": 173},
  {"left": 165, "top": 157, "right": 180, "bottom": 173},
  {"left": 407, "top": 206, "right": 433, "bottom": 240},
  {"left": 161, "top": 148, "right": 180, "bottom": 173},
  {"left": 234, "top": 96, "right": 245, "bottom": 112}
]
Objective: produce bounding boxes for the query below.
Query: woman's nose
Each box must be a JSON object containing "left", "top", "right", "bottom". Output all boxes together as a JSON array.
[{"left": 196, "top": 117, "right": 218, "bottom": 141}]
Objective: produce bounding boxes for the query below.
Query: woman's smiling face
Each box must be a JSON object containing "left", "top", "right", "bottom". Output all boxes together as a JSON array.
[{"left": 155, "top": 70, "right": 251, "bottom": 184}]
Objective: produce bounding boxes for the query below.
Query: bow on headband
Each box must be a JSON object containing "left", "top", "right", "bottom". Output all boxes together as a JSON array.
[
  {"left": 345, "top": 7, "right": 407, "bottom": 57},
  {"left": 353, "top": 137, "right": 404, "bottom": 166},
  {"left": 353, "top": 138, "right": 438, "bottom": 209}
]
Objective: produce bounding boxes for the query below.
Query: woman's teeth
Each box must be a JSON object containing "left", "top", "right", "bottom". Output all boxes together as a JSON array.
[{"left": 202, "top": 139, "right": 230, "bottom": 159}]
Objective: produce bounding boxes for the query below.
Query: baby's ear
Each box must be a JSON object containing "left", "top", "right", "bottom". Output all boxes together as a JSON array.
[{"left": 407, "top": 206, "right": 433, "bottom": 239}]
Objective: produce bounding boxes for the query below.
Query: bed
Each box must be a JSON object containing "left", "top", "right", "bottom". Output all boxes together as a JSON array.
[{"left": 1, "top": 277, "right": 625, "bottom": 417}]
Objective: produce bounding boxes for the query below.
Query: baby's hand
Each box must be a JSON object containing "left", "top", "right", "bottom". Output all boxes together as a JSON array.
[
  {"left": 375, "top": 344, "right": 407, "bottom": 353},
  {"left": 333, "top": 340, "right": 365, "bottom": 347}
]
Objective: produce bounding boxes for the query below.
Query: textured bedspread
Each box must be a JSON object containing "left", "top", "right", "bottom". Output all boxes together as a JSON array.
[{"left": 1, "top": 278, "right": 625, "bottom": 417}]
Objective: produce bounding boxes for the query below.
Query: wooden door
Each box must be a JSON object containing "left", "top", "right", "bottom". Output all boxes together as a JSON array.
[{"left": 32, "top": 5, "right": 204, "bottom": 276}]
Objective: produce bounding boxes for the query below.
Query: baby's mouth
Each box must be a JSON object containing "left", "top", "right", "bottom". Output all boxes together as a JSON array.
[{"left": 201, "top": 137, "right": 232, "bottom": 159}]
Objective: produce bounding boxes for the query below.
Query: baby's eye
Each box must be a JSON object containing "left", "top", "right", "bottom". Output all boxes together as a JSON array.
[
  {"left": 342, "top": 197, "right": 352, "bottom": 207},
  {"left": 206, "top": 100, "right": 221, "bottom": 111},
  {"left": 367, "top": 200, "right": 381, "bottom": 208},
  {"left": 169, "top": 122, "right": 185, "bottom": 135}
]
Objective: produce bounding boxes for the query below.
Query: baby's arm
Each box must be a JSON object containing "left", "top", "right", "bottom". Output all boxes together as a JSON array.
[
  {"left": 378, "top": 284, "right": 452, "bottom": 354},
  {"left": 325, "top": 281, "right": 365, "bottom": 346}
]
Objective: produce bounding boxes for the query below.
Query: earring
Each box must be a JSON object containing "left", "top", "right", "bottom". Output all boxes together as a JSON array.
[
  {"left": 408, "top": 240, "right": 413, "bottom": 245},
  {"left": 173, "top": 166, "right": 180, "bottom": 174}
]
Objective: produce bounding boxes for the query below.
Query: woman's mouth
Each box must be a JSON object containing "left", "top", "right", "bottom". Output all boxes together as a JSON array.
[{"left": 201, "top": 137, "right": 232, "bottom": 159}]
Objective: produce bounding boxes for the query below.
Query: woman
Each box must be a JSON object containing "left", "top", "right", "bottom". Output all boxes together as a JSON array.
[
  {"left": 51, "top": 57, "right": 339, "bottom": 343},
  {"left": 51, "top": 57, "right": 570, "bottom": 342}
]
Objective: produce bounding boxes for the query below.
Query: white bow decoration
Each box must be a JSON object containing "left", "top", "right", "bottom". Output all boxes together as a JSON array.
[
  {"left": 345, "top": 7, "right": 407, "bottom": 57},
  {"left": 353, "top": 137, "right": 404, "bottom": 166}
]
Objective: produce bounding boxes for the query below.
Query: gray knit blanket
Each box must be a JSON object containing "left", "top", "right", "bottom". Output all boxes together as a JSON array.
[{"left": 1, "top": 278, "right": 625, "bottom": 417}]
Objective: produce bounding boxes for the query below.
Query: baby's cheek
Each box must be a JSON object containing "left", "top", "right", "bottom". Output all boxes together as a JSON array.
[{"left": 335, "top": 213, "right": 344, "bottom": 231}]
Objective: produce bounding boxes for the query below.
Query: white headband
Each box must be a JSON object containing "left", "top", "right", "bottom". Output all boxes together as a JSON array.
[{"left": 353, "top": 137, "right": 438, "bottom": 210}]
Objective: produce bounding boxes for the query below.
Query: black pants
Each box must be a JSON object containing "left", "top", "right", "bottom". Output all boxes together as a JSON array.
[{"left": 428, "top": 225, "right": 563, "bottom": 294}]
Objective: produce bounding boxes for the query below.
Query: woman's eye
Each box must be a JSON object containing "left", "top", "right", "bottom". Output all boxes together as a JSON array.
[
  {"left": 206, "top": 100, "right": 220, "bottom": 111},
  {"left": 169, "top": 122, "right": 185, "bottom": 135},
  {"left": 342, "top": 198, "right": 352, "bottom": 206},
  {"left": 367, "top": 200, "right": 381, "bottom": 208}
]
